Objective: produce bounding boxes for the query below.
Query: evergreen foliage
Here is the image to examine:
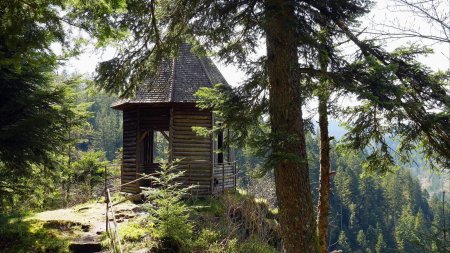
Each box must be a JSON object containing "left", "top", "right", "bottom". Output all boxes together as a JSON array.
[
  {"left": 0, "top": 0, "right": 105, "bottom": 212},
  {"left": 85, "top": 90, "right": 123, "bottom": 160},
  {"left": 236, "top": 134, "right": 449, "bottom": 252},
  {"left": 0, "top": 74, "right": 93, "bottom": 211},
  {"left": 323, "top": 143, "right": 448, "bottom": 253},
  {"left": 143, "top": 161, "right": 194, "bottom": 251},
  {"left": 0, "top": 0, "right": 68, "bottom": 205}
]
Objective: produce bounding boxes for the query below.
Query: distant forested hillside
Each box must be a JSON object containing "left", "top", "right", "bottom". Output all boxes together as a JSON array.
[
  {"left": 324, "top": 149, "right": 448, "bottom": 252},
  {"left": 85, "top": 90, "right": 123, "bottom": 161},
  {"left": 238, "top": 134, "right": 449, "bottom": 252},
  {"left": 327, "top": 121, "right": 449, "bottom": 198}
]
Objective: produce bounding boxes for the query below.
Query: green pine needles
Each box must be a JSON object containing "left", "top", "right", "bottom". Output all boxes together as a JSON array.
[{"left": 143, "top": 160, "right": 194, "bottom": 252}]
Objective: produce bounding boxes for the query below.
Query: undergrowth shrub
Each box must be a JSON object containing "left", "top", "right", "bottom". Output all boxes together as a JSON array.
[
  {"left": 188, "top": 191, "right": 281, "bottom": 252},
  {"left": 114, "top": 217, "right": 155, "bottom": 253},
  {"left": 192, "top": 228, "right": 222, "bottom": 249},
  {"left": 222, "top": 192, "right": 281, "bottom": 246},
  {"left": 143, "top": 160, "right": 194, "bottom": 252},
  {"left": 238, "top": 236, "right": 280, "bottom": 253}
]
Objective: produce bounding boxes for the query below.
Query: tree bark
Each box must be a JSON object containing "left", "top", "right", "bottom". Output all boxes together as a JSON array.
[
  {"left": 264, "top": 1, "right": 318, "bottom": 252},
  {"left": 317, "top": 93, "right": 331, "bottom": 253}
]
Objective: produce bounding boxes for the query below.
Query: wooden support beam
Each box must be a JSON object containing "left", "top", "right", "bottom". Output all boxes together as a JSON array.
[{"left": 136, "top": 106, "right": 141, "bottom": 193}]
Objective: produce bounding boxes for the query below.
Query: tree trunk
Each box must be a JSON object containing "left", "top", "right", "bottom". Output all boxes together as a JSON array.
[
  {"left": 317, "top": 93, "right": 331, "bottom": 253},
  {"left": 264, "top": 1, "right": 318, "bottom": 252}
]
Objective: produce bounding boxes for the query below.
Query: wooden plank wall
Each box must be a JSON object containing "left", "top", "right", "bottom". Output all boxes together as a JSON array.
[
  {"left": 120, "top": 105, "right": 235, "bottom": 196},
  {"left": 172, "top": 105, "right": 213, "bottom": 196},
  {"left": 121, "top": 109, "right": 138, "bottom": 193},
  {"left": 139, "top": 107, "right": 170, "bottom": 132}
]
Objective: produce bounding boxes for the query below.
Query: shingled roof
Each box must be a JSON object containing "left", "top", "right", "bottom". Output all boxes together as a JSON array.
[{"left": 112, "top": 43, "right": 229, "bottom": 109}]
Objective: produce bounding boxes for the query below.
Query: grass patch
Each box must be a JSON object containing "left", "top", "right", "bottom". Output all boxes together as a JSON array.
[
  {"left": 0, "top": 215, "right": 70, "bottom": 253},
  {"left": 238, "top": 237, "right": 281, "bottom": 253},
  {"left": 187, "top": 196, "right": 225, "bottom": 216},
  {"left": 119, "top": 217, "right": 148, "bottom": 242}
]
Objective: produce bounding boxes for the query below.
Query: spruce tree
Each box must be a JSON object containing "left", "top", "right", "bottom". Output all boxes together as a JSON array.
[
  {"left": 375, "top": 233, "right": 387, "bottom": 253},
  {"left": 0, "top": 0, "right": 85, "bottom": 210},
  {"left": 315, "top": 23, "right": 334, "bottom": 253},
  {"left": 338, "top": 230, "right": 352, "bottom": 252}
]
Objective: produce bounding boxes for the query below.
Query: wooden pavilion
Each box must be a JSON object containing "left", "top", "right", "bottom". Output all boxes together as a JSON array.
[{"left": 112, "top": 43, "right": 236, "bottom": 196}]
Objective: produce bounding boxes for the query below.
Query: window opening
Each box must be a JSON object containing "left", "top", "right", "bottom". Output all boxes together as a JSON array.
[
  {"left": 217, "top": 130, "right": 224, "bottom": 164},
  {"left": 152, "top": 130, "right": 169, "bottom": 163}
]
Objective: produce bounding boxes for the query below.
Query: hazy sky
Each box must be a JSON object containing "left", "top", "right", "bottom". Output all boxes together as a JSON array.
[{"left": 61, "top": 0, "right": 449, "bottom": 88}]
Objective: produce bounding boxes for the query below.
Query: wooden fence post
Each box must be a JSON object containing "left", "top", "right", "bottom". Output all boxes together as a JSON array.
[
  {"left": 105, "top": 190, "right": 109, "bottom": 233},
  {"left": 104, "top": 165, "right": 107, "bottom": 195}
]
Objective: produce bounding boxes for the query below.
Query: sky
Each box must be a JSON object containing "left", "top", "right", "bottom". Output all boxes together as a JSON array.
[
  {"left": 364, "top": 0, "right": 449, "bottom": 70},
  {"left": 61, "top": 0, "right": 449, "bottom": 88}
]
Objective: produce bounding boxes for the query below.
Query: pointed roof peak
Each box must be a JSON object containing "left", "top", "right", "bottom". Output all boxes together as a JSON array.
[{"left": 112, "top": 43, "right": 229, "bottom": 109}]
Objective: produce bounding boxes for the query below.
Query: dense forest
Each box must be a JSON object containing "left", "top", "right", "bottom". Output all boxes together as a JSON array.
[
  {"left": 329, "top": 153, "right": 445, "bottom": 253},
  {"left": 239, "top": 134, "right": 450, "bottom": 253},
  {"left": 1, "top": 0, "right": 449, "bottom": 252},
  {"left": 0, "top": 78, "right": 123, "bottom": 211}
]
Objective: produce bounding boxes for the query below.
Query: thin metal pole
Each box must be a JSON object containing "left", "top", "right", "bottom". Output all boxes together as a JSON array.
[
  {"left": 211, "top": 163, "right": 214, "bottom": 195},
  {"left": 108, "top": 189, "right": 123, "bottom": 253}
]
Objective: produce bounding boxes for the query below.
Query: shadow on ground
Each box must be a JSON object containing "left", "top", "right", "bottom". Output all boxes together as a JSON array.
[{"left": 0, "top": 215, "right": 70, "bottom": 253}]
